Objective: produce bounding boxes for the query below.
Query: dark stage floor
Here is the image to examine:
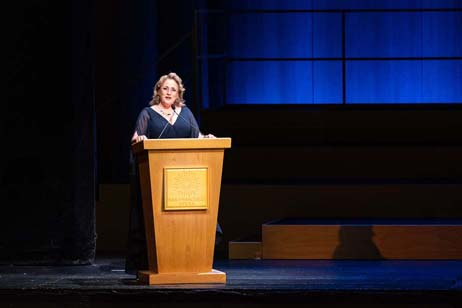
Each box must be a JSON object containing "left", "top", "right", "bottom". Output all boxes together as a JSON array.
[{"left": 1, "top": 257, "right": 461, "bottom": 307}]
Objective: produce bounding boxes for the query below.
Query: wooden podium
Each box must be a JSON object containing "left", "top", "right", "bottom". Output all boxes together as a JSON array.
[{"left": 132, "top": 138, "right": 231, "bottom": 285}]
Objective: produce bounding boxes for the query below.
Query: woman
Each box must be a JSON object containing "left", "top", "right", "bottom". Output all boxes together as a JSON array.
[
  {"left": 126, "top": 72, "right": 219, "bottom": 274},
  {"left": 131, "top": 72, "right": 213, "bottom": 143}
]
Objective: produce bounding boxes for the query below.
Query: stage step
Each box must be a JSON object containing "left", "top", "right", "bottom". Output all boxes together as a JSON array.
[
  {"left": 228, "top": 237, "right": 262, "bottom": 260},
  {"left": 260, "top": 219, "right": 462, "bottom": 260}
]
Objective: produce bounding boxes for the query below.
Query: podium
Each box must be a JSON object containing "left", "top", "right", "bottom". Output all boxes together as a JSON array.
[{"left": 132, "top": 138, "right": 231, "bottom": 285}]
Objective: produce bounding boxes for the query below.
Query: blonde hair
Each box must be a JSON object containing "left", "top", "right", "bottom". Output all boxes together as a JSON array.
[{"left": 149, "top": 72, "right": 186, "bottom": 107}]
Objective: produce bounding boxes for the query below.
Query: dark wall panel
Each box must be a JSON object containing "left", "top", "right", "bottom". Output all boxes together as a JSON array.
[
  {"left": 346, "top": 12, "right": 422, "bottom": 58},
  {"left": 228, "top": 13, "right": 312, "bottom": 58},
  {"left": 346, "top": 61, "right": 422, "bottom": 103},
  {"left": 422, "top": 60, "right": 462, "bottom": 102},
  {"left": 226, "top": 61, "right": 342, "bottom": 104},
  {"left": 423, "top": 12, "right": 462, "bottom": 57},
  {"left": 313, "top": 13, "right": 342, "bottom": 58},
  {"left": 347, "top": 60, "right": 462, "bottom": 103}
]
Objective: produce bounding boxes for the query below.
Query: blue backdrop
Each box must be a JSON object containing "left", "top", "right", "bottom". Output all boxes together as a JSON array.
[{"left": 197, "top": 0, "right": 462, "bottom": 106}]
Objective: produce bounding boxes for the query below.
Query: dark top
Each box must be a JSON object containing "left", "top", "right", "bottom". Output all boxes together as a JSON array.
[{"left": 134, "top": 106, "right": 200, "bottom": 139}]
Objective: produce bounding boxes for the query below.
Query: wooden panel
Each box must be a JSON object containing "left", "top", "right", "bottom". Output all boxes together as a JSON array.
[
  {"left": 138, "top": 152, "right": 158, "bottom": 272},
  {"left": 262, "top": 222, "right": 462, "bottom": 259},
  {"left": 201, "top": 109, "right": 462, "bottom": 146},
  {"left": 223, "top": 145, "right": 462, "bottom": 181},
  {"left": 263, "top": 225, "right": 340, "bottom": 259},
  {"left": 374, "top": 226, "right": 462, "bottom": 259},
  {"left": 148, "top": 149, "right": 225, "bottom": 273},
  {"left": 138, "top": 269, "right": 226, "bottom": 285},
  {"left": 228, "top": 241, "right": 262, "bottom": 260}
]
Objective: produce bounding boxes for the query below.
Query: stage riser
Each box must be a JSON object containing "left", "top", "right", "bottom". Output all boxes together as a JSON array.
[
  {"left": 262, "top": 224, "right": 462, "bottom": 260},
  {"left": 219, "top": 184, "right": 462, "bottom": 248},
  {"left": 228, "top": 241, "right": 262, "bottom": 260}
]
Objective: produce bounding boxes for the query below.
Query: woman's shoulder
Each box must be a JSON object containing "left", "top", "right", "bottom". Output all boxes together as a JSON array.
[
  {"left": 140, "top": 106, "right": 153, "bottom": 115},
  {"left": 179, "top": 105, "right": 192, "bottom": 115}
]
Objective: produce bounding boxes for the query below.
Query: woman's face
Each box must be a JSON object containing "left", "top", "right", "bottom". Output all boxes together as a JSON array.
[{"left": 159, "top": 79, "right": 179, "bottom": 107}]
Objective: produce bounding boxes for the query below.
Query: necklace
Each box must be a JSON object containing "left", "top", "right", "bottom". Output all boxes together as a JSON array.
[{"left": 158, "top": 107, "right": 172, "bottom": 116}]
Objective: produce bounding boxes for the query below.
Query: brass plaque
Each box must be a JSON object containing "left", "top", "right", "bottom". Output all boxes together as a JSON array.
[{"left": 164, "top": 168, "right": 208, "bottom": 211}]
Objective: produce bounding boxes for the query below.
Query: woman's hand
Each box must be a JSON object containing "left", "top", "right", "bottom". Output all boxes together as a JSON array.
[
  {"left": 131, "top": 134, "right": 147, "bottom": 144},
  {"left": 199, "top": 133, "right": 216, "bottom": 139}
]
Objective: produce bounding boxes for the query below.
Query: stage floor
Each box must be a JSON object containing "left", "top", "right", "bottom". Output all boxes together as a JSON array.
[{"left": 1, "top": 257, "right": 461, "bottom": 307}]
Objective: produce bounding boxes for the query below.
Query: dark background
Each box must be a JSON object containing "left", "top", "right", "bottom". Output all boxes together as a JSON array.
[
  {"left": 2, "top": 0, "right": 95, "bottom": 263},
  {"left": 1, "top": 0, "right": 461, "bottom": 263}
]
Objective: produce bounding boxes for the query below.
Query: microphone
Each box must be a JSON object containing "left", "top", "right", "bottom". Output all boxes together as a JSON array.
[
  {"left": 172, "top": 105, "right": 202, "bottom": 138},
  {"left": 157, "top": 120, "right": 169, "bottom": 138}
]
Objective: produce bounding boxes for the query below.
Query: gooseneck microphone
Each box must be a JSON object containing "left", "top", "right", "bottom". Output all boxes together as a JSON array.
[
  {"left": 157, "top": 119, "right": 170, "bottom": 138},
  {"left": 172, "top": 105, "right": 202, "bottom": 137}
]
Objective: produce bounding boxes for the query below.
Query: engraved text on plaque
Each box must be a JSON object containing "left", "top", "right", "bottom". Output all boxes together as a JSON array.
[{"left": 164, "top": 168, "right": 208, "bottom": 211}]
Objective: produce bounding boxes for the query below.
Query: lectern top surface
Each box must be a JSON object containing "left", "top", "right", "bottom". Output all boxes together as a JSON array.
[{"left": 132, "top": 137, "right": 231, "bottom": 153}]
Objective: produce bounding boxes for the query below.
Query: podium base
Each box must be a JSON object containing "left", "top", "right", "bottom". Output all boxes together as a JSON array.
[{"left": 138, "top": 269, "right": 226, "bottom": 285}]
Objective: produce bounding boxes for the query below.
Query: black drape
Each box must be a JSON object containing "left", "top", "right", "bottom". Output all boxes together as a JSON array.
[
  {"left": 70, "top": 0, "right": 97, "bottom": 263},
  {"left": 0, "top": 0, "right": 96, "bottom": 263}
]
